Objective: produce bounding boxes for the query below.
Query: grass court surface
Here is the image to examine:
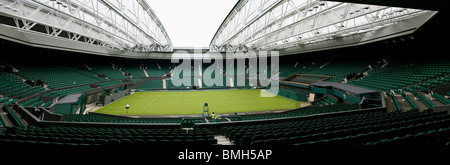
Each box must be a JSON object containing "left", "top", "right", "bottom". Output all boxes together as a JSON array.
[{"left": 95, "top": 89, "right": 301, "bottom": 115}]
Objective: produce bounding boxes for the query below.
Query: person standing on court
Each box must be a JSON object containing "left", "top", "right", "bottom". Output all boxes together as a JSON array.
[{"left": 211, "top": 112, "right": 215, "bottom": 120}]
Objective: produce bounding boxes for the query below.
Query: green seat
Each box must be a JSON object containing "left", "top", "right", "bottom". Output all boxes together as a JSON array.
[
  {"left": 250, "top": 140, "right": 264, "bottom": 145},
  {"left": 121, "top": 139, "right": 133, "bottom": 145},
  {"left": 240, "top": 135, "right": 253, "bottom": 145},
  {"left": 107, "top": 139, "right": 120, "bottom": 145},
  {"left": 94, "top": 138, "right": 108, "bottom": 145}
]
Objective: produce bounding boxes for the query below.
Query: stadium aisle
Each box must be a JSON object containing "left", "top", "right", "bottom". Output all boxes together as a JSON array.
[{"left": 214, "top": 135, "right": 233, "bottom": 145}]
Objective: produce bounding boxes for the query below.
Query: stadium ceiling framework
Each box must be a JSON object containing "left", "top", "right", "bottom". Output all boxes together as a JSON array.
[
  {"left": 0, "top": 0, "right": 172, "bottom": 54},
  {"left": 0, "top": 0, "right": 441, "bottom": 58},
  {"left": 209, "top": 0, "right": 437, "bottom": 54}
]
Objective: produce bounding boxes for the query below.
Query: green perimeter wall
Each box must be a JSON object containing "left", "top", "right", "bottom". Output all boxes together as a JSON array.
[
  {"left": 279, "top": 83, "right": 309, "bottom": 102},
  {"left": 279, "top": 82, "right": 362, "bottom": 103}
]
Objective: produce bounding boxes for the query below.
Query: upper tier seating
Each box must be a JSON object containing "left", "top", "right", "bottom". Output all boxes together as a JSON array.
[
  {"left": 348, "top": 60, "right": 450, "bottom": 92},
  {"left": 306, "top": 60, "right": 369, "bottom": 83},
  {"left": 0, "top": 72, "right": 47, "bottom": 99},
  {"left": 17, "top": 66, "right": 100, "bottom": 89}
]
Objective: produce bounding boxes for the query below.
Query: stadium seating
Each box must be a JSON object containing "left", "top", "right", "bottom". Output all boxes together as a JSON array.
[
  {"left": 142, "top": 60, "right": 171, "bottom": 77},
  {"left": 0, "top": 72, "right": 47, "bottom": 99},
  {"left": 21, "top": 98, "right": 39, "bottom": 106},
  {"left": 401, "top": 91, "right": 419, "bottom": 111},
  {"left": 43, "top": 86, "right": 92, "bottom": 98},
  {"left": 222, "top": 110, "right": 450, "bottom": 146},
  {"left": 386, "top": 92, "right": 402, "bottom": 112},
  {"left": 41, "top": 101, "right": 53, "bottom": 108},
  {"left": 1, "top": 41, "right": 450, "bottom": 149},
  {"left": 17, "top": 66, "right": 100, "bottom": 89},
  {"left": 0, "top": 97, "right": 9, "bottom": 104},
  {"left": 110, "top": 59, "right": 148, "bottom": 78},
  {"left": 63, "top": 114, "right": 186, "bottom": 124},
  {"left": 305, "top": 60, "right": 369, "bottom": 83},
  {"left": 414, "top": 92, "right": 435, "bottom": 109},
  {"left": 228, "top": 103, "right": 358, "bottom": 121},
  {"left": 5, "top": 107, "right": 26, "bottom": 129},
  {"left": 0, "top": 111, "right": 7, "bottom": 129},
  {"left": 0, "top": 126, "right": 217, "bottom": 146},
  {"left": 433, "top": 93, "right": 450, "bottom": 105},
  {"left": 348, "top": 60, "right": 450, "bottom": 92},
  {"left": 314, "top": 96, "right": 338, "bottom": 106}
]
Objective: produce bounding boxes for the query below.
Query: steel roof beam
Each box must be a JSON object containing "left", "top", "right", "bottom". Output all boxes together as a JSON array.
[{"left": 209, "top": 0, "right": 434, "bottom": 54}]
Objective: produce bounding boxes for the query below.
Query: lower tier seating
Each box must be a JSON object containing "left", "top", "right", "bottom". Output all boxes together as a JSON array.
[
  {"left": 0, "top": 126, "right": 217, "bottom": 146},
  {"left": 222, "top": 110, "right": 450, "bottom": 146}
]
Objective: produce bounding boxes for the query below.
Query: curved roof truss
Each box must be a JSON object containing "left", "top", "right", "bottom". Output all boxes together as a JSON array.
[
  {"left": 0, "top": 0, "right": 172, "bottom": 52},
  {"left": 209, "top": 0, "right": 436, "bottom": 53}
]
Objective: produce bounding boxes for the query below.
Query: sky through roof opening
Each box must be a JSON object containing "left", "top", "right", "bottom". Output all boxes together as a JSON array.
[{"left": 147, "top": 0, "right": 238, "bottom": 48}]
